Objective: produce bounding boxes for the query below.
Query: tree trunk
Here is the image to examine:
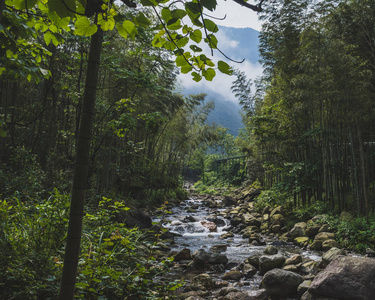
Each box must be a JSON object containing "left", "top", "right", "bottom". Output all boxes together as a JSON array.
[{"left": 59, "top": 27, "right": 103, "bottom": 300}]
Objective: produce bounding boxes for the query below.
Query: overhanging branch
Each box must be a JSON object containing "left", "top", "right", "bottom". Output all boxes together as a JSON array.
[{"left": 231, "top": 0, "right": 263, "bottom": 12}]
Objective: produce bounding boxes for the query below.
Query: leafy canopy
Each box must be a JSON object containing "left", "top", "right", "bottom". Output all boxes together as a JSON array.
[{"left": 2, "top": 0, "right": 233, "bottom": 81}]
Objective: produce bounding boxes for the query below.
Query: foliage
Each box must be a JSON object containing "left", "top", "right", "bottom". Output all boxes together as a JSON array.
[
  {"left": 0, "top": 189, "right": 70, "bottom": 299},
  {"left": 253, "top": 186, "right": 293, "bottom": 213},
  {"left": 0, "top": 192, "right": 181, "bottom": 299}
]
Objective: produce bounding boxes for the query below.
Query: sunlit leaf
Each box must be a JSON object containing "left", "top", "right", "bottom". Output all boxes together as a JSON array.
[
  {"left": 218, "top": 60, "right": 233, "bottom": 75},
  {"left": 75, "top": 17, "right": 98, "bottom": 36},
  {"left": 202, "top": 68, "right": 216, "bottom": 81},
  {"left": 200, "top": 0, "right": 217, "bottom": 11},
  {"left": 190, "top": 29, "right": 202, "bottom": 43}
]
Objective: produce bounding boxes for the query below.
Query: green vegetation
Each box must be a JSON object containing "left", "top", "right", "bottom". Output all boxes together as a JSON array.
[{"left": 0, "top": 192, "right": 181, "bottom": 299}]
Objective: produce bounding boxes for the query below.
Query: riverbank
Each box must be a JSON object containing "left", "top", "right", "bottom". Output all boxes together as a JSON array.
[{"left": 157, "top": 184, "right": 375, "bottom": 299}]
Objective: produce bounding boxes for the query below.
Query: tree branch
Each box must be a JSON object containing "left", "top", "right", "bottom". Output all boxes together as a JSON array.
[{"left": 231, "top": 0, "right": 263, "bottom": 12}]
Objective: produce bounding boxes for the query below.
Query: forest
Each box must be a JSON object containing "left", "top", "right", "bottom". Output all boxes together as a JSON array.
[{"left": 1, "top": 0, "right": 375, "bottom": 299}]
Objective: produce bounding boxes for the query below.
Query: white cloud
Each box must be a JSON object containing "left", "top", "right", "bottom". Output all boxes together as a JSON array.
[{"left": 212, "top": 0, "right": 262, "bottom": 31}]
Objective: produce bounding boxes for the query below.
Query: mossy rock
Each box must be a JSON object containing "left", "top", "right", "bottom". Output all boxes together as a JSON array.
[{"left": 294, "top": 236, "right": 309, "bottom": 247}]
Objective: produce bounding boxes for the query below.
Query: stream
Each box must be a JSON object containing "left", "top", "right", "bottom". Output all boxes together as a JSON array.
[{"left": 154, "top": 194, "right": 324, "bottom": 298}]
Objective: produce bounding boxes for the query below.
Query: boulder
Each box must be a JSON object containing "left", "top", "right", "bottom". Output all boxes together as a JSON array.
[
  {"left": 318, "top": 224, "right": 333, "bottom": 233},
  {"left": 305, "top": 224, "right": 321, "bottom": 238},
  {"left": 222, "top": 270, "right": 242, "bottom": 281},
  {"left": 321, "top": 239, "right": 338, "bottom": 251},
  {"left": 315, "top": 231, "right": 335, "bottom": 242},
  {"left": 269, "top": 206, "right": 283, "bottom": 218},
  {"left": 173, "top": 248, "right": 191, "bottom": 262},
  {"left": 264, "top": 245, "right": 278, "bottom": 255},
  {"left": 261, "top": 268, "right": 303, "bottom": 298},
  {"left": 191, "top": 273, "right": 214, "bottom": 290},
  {"left": 308, "top": 256, "right": 375, "bottom": 300},
  {"left": 294, "top": 236, "right": 309, "bottom": 247},
  {"left": 297, "top": 280, "right": 312, "bottom": 297},
  {"left": 259, "top": 254, "right": 285, "bottom": 275},
  {"left": 246, "top": 250, "right": 263, "bottom": 268},
  {"left": 237, "top": 262, "right": 257, "bottom": 278},
  {"left": 285, "top": 254, "right": 303, "bottom": 265},
  {"left": 223, "top": 195, "right": 236, "bottom": 206},
  {"left": 192, "top": 249, "right": 210, "bottom": 263},
  {"left": 241, "top": 213, "right": 261, "bottom": 227},
  {"left": 289, "top": 222, "right": 307, "bottom": 239},
  {"left": 321, "top": 247, "right": 346, "bottom": 268},
  {"left": 125, "top": 210, "right": 152, "bottom": 228},
  {"left": 208, "top": 252, "right": 228, "bottom": 265},
  {"left": 210, "top": 244, "right": 227, "bottom": 252},
  {"left": 201, "top": 220, "right": 217, "bottom": 232}
]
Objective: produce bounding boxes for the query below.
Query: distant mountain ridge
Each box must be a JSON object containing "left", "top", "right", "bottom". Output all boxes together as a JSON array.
[{"left": 181, "top": 26, "right": 260, "bottom": 136}]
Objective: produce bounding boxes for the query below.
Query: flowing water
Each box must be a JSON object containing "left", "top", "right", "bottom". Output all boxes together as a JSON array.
[{"left": 155, "top": 196, "right": 323, "bottom": 295}]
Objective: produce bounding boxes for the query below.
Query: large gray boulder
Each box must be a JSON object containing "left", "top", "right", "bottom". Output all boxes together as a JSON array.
[
  {"left": 259, "top": 254, "right": 285, "bottom": 275},
  {"left": 261, "top": 268, "right": 303, "bottom": 298},
  {"left": 308, "top": 255, "right": 375, "bottom": 300}
]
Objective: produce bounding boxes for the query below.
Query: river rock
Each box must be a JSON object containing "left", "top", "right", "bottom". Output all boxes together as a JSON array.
[
  {"left": 222, "top": 270, "right": 242, "bottom": 281},
  {"left": 221, "top": 232, "right": 234, "bottom": 239},
  {"left": 308, "top": 256, "right": 375, "bottom": 300},
  {"left": 246, "top": 250, "right": 263, "bottom": 268},
  {"left": 310, "top": 232, "right": 335, "bottom": 250},
  {"left": 173, "top": 248, "right": 191, "bottom": 261},
  {"left": 270, "top": 213, "right": 285, "bottom": 226},
  {"left": 264, "top": 245, "right": 278, "bottom": 255},
  {"left": 297, "top": 280, "right": 312, "bottom": 297},
  {"left": 125, "top": 210, "right": 152, "bottom": 228},
  {"left": 208, "top": 252, "right": 228, "bottom": 265},
  {"left": 261, "top": 268, "right": 303, "bottom": 298},
  {"left": 289, "top": 222, "right": 307, "bottom": 239},
  {"left": 321, "top": 239, "right": 338, "bottom": 251},
  {"left": 321, "top": 247, "right": 346, "bottom": 268},
  {"left": 191, "top": 273, "right": 214, "bottom": 290},
  {"left": 294, "top": 236, "right": 309, "bottom": 247},
  {"left": 285, "top": 254, "right": 303, "bottom": 265},
  {"left": 259, "top": 254, "right": 285, "bottom": 275},
  {"left": 201, "top": 220, "right": 217, "bottom": 232},
  {"left": 269, "top": 206, "right": 283, "bottom": 218},
  {"left": 283, "top": 264, "right": 298, "bottom": 272},
  {"left": 223, "top": 195, "right": 236, "bottom": 206},
  {"left": 318, "top": 224, "right": 333, "bottom": 233},
  {"left": 300, "top": 260, "right": 319, "bottom": 275},
  {"left": 210, "top": 244, "right": 228, "bottom": 252},
  {"left": 237, "top": 262, "right": 257, "bottom": 278},
  {"left": 192, "top": 249, "right": 210, "bottom": 263},
  {"left": 305, "top": 224, "right": 321, "bottom": 237},
  {"left": 241, "top": 213, "right": 261, "bottom": 227}
]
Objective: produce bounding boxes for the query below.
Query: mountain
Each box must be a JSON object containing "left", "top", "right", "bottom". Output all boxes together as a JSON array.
[{"left": 180, "top": 26, "right": 260, "bottom": 136}]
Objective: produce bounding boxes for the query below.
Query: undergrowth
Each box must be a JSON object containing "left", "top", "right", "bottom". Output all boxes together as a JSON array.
[{"left": 0, "top": 191, "right": 181, "bottom": 299}]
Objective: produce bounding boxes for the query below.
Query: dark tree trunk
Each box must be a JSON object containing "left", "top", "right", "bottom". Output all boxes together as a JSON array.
[{"left": 59, "top": 27, "right": 103, "bottom": 300}]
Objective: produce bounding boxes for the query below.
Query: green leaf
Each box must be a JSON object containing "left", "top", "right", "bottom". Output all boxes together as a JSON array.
[
  {"left": 202, "top": 68, "right": 216, "bottom": 81},
  {"left": 135, "top": 12, "right": 151, "bottom": 27},
  {"left": 181, "top": 64, "right": 193, "bottom": 74},
  {"left": 171, "top": 9, "right": 187, "bottom": 19},
  {"left": 176, "top": 36, "right": 189, "bottom": 48},
  {"left": 218, "top": 60, "right": 232, "bottom": 75},
  {"left": 161, "top": 8, "right": 172, "bottom": 22},
  {"left": 44, "top": 31, "right": 59, "bottom": 46},
  {"left": 140, "top": 0, "right": 157, "bottom": 6},
  {"left": 190, "top": 45, "right": 202, "bottom": 52},
  {"left": 0, "top": 128, "right": 7, "bottom": 138},
  {"left": 200, "top": 0, "right": 217, "bottom": 11},
  {"left": 164, "top": 41, "right": 176, "bottom": 51},
  {"left": 191, "top": 71, "right": 202, "bottom": 82},
  {"left": 12, "top": 0, "right": 38, "bottom": 10},
  {"left": 205, "top": 34, "right": 218, "bottom": 49},
  {"left": 203, "top": 19, "right": 218, "bottom": 33},
  {"left": 176, "top": 55, "right": 188, "bottom": 67},
  {"left": 190, "top": 29, "right": 202, "bottom": 43},
  {"left": 166, "top": 18, "right": 181, "bottom": 30},
  {"left": 48, "top": 11, "right": 70, "bottom": 31},
  {"left": 48, "top": 0, "right": 75, "bottom": 18},
  {"left": 75, "top": 17, "right": 98, "bottom": 36},
  {"left": 116, "top": 20, "right": 137, "bottom": 39}
]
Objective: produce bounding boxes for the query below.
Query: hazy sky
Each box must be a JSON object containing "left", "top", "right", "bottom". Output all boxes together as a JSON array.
[
  {"left": 212, "top": 0, "right": 262, "bottom": 30},
  {"left": 178, "top": 0, "right": 263, "bottom": 103}
]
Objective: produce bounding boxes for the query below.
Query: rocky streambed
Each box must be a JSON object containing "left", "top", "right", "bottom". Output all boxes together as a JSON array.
[{"left": 152, "top": 187, "right": 375, "bottom": 300}]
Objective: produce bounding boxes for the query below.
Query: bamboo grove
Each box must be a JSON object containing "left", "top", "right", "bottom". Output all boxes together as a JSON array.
[
  {"left": 0, "top": 21, "right": 218, "bottom": 205},
  {"left": 240, "top": 0, "right": 375, "bottom": 220}
]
